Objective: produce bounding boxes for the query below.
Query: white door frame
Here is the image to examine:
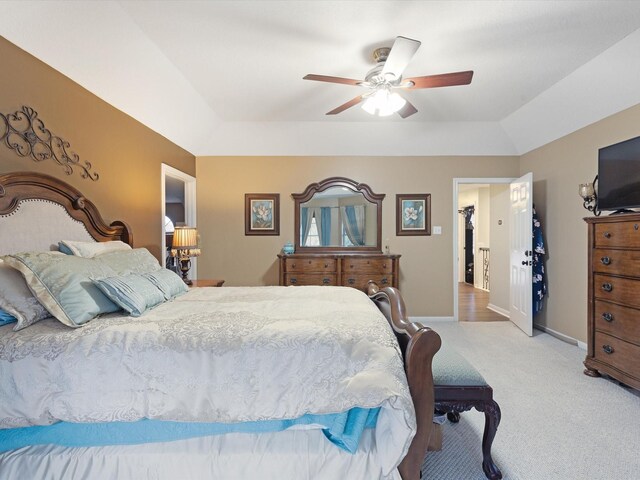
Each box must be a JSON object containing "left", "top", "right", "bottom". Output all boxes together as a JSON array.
[
  {"left": 453, "top": 177, "right": 515, "bottom": 321},
  {"left": 161, "top": 164, "right": 197, "bottom": 278}
]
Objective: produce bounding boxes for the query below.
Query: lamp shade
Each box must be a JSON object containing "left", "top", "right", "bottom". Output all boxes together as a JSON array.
[{"left": 172, "top": 227, "right": 198, "bottom": 249}]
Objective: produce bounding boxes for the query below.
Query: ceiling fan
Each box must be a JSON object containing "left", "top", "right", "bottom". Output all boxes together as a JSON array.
[{"left": 303, "top": 36, "right": 473, "bottom": 118}]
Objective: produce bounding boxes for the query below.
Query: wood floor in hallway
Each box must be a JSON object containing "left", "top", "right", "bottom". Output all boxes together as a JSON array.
[{"left": 458, "top": 282, "right": 508, "bottom": 322}]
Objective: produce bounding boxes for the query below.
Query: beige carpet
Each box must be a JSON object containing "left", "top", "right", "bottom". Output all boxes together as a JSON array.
[{"left": 420, "top": 321, "right": 640, "bottom": 480}]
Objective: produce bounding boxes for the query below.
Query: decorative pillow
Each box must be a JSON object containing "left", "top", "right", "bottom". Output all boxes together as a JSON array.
[
  {"left": 58, "top": 240, "right": 132, "bottom": 258},
  {"left": 0, "top": 309, "right": 17, "bottom": 327},
  {"left": 144, "top": 269, "right": 188, "bottom": 300},
  {"left": 94, "top": 248, "right": 162, "bottom": 276},
  {"left": 93, "top": 274, "right": 166, "bottom": 317},
  {"left": 3, "top": 252, "right": 120, "bottom": 328},
  {"left": 0, "top": 258, "right": 52, "bottom": 331}
]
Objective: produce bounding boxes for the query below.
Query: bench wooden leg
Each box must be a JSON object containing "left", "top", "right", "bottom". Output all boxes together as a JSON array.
[
  {"left": 435, "top": 399, "right": 502, "bottom": 480},
  {"left": 479, "top": 399, "right": 502, "bottom": 480}
]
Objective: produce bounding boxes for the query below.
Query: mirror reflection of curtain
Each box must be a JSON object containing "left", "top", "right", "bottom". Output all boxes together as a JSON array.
[
  {"left": 300, "top": 207, "right": 312, "bottom": 245},
  {"left": 320, "top": 207, "right": 331, "bottom": 246},
  {"left": 341, "top": 205, "right": 365, "bottom": 246},
  {"left": 301, "top": 207, "right": 333, "bottom": 246}
]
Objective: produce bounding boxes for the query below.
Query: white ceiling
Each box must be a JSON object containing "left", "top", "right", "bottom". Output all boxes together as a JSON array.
[{"left": 2, "top": 1, "right": 640, "bottom": 156}]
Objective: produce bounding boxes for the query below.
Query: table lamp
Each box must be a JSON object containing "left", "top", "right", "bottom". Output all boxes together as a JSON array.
[{"left": 170, "top": 226, "right": 201, "bottom": 285}]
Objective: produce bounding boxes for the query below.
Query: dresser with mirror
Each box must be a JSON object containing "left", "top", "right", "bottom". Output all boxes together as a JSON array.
[{"left": 277, "top": 177, "right": 399, "bottom": 292}]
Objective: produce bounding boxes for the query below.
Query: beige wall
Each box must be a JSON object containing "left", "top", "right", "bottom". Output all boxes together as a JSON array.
[
  {"left": 0, "top": 37, "right": 195, "bottom": 259},
  {"left": 520, "top": 103, "right": 640, "bottom": 342},
  {"left": 489, "top": 184, "right": 510, "bottom": 313},
  {"left": 196, "top": 156, "right": 519, "bottom": 317}
]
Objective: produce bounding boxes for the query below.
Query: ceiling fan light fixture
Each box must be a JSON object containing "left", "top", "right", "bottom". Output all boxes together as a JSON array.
[{"left": 361, "top": 89, "right": 407, "bottom": 117}]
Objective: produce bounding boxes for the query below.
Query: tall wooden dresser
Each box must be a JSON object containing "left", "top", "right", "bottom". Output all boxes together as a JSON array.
[
  {"left": 584, "top": 214, "right": 640, "bottom": 390},
  {"left": 277, "top": 253, "right": 400, "bottom": 293}
]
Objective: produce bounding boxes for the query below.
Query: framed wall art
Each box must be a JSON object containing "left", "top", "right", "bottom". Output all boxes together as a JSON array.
[
  {"left": 396, "top": 194, "right": 431, "bottom": 236},
  {"left": 245, "top": 193, "right": 280, "bottom": 236}
]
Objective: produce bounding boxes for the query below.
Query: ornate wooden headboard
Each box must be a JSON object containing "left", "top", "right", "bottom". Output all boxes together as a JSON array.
[{"left": 0, "top": 172, "right": 132, "bottom": 255}]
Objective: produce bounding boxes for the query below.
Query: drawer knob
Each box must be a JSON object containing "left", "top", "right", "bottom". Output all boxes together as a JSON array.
[
  {"left": 324, "top": 263, "right": 329, "bottom": 268},
  {"left": 601, "top": 283, "right": 613, "bottom": 292},
  {"left": 291, "top": 263, "right": 296, "bottom": 268},
  {"left": 347, "top": 278, "right": 355, "bottom": 285},
  {"left": 381, "top": 277, "right": 389, "bottom": 285},
  {"left": 382, "top": 263, "right": 387, "bottom": 268},
  {"left": 322, "top": 277, "right": 330, "bottom": 284},
  {"left": 602, "top": 345, "right": 614, "bottom": 355},
  {"left": 602, "top": 312, "right": 614, "bottom": 322},
  {"left": 603, "top": 232, "right": 611, "bottom": 238},
  {"left": 290, "top": 278, "right": 297, "bottom": 285},
  {"left": 600, "top": 256, "right": 611, "bottom": 265}
]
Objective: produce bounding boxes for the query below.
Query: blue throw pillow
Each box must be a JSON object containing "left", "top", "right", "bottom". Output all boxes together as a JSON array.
[
  {"left": 93, "top": 274, "right": 166, "bottom": 317},
  {"left": 144, "top": 269, "right": 188, "bottom": 300}
]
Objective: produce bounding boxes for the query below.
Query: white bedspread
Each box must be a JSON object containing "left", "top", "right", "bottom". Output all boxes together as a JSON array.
[{"left": 0, "top": 286, "right": 415, "bottom": 475}]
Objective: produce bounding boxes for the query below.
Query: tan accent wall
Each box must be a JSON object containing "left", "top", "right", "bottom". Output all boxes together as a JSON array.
[
  {"left": 520, "top": 103, "right": 640, "bottom": 342},
  {"left": 196, "top": 156, "right": 519, "bottom": 317},
  {"left": 0, "top": 37, "right": 195, "bottom": 259}
]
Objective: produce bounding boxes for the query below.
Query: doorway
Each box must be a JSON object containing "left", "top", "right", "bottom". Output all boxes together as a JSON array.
[
  {"left": 453, "top": 179, "right": 512, "bottom": 323},
  {"left": 161, "top": 164, "right": 197, "bottom": 278}
]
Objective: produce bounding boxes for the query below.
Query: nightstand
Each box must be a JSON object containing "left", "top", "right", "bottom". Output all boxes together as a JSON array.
[{"left": 190, "top": 279, "right": 225, "bottom": 288}]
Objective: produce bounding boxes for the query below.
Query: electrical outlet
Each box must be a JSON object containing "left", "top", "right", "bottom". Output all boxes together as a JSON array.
[{"left": 433, "top": 226, "right": 442, "bottom": 235}]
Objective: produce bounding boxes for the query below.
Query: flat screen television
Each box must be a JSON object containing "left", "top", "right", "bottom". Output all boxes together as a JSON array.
[{"left": 598, "top": 135, "right": 640, "bottom": 212}]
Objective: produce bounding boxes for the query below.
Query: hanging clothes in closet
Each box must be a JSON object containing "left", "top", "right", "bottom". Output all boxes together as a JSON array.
[{"left": 532, "top": 205, "right": 547, "bottom": 315}]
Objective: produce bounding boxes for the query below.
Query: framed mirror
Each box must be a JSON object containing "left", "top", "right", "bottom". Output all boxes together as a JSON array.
[{"left": 292, "top": 177, "right": 384, "bottom": 253}]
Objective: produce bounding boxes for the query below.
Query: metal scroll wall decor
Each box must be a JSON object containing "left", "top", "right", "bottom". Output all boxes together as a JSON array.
[{"left": 0, "top": 106, "right": 99, "bottom": 181}]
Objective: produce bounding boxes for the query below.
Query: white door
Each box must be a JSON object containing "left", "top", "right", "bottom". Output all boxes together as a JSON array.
[{"left": 509, "top": 173, "right": 533, "bottom": 336}]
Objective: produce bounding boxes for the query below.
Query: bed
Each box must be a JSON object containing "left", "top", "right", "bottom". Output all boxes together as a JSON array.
[{"left": 0, "top": 171, "right": 441, "bottom": 480}]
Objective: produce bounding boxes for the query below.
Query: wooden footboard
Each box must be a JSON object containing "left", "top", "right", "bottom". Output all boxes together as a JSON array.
[{"left": 368, "top": 281, "right": 442, "bottom": 480}]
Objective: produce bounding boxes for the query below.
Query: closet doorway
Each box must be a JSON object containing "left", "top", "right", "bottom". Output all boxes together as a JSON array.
[{"left": 454, "top": 179, "right": 511, "bottom": 322}]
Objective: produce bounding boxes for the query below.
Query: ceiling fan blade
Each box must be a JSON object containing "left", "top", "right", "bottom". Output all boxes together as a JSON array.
[
  {"left": 403, "top": 70, "right": 474, "bottom": 89},
  {"left": 381, "top": 36, "right": 421, "bottom": 80},
  {"left": 396, "top": 98, "right": 418, "bottom": 118},
  {"left": 326, "top": 95, "right": 364, "bottom": 115},
  {"left": 303, "top": 74, "right": 364, "bottom": 86}
]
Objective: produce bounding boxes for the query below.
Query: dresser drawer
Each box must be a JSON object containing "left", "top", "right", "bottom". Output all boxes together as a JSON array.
[
  {"left": 592, "top": 248, "right": 640, "bottom": 276},
  {"left": 593, "top": 273, "right": 640, "bottom": 308},
  {"left": 284, "top": 273, "right": 337, "bottom": 286},
  {"left": 283, "top": 257, "right": 337, "bottom": 273},
  {"left": 343, "top": 257, "right": 393, "bottom": 274},
  {"left": 594, "top": 221, "right": 640, "bottom": 248},
  {"left": 594, "top": 300, "right": 640, "bottom": 344},
  {"left": 594, "top": 332, "right": 640, "bottom": 380},
  {"left": 342, "top": 274, "right": 393, "bottom": 292}
]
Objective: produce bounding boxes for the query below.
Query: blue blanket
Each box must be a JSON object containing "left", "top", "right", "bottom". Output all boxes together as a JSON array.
[{"left": 0, "top": 407, "right": 379, "bottom": 454}]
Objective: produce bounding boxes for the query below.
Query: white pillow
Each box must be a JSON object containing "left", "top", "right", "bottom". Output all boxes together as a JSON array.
[
  {"left": 0, "top": 258, "right": 52, "bottom": 331},
  {"left": 59, "top": 240, "right": 132, "bottom": 258}
]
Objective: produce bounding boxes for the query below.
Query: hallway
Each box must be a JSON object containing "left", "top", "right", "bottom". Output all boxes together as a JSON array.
[{"left": 458, "top": 282, "right": 508, "bottom": 322}]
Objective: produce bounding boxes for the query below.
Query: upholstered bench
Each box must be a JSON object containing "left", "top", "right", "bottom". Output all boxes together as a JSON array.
[{"left": 432, "top": 346, "right": 503, "bottom": 480}]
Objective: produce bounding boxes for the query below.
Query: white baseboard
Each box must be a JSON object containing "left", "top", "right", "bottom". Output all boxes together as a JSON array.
[
  {"left": 534, "top": 323, "right": 587, "bottom": 350},
  {"left": 486, "top": 303, "right": 510, "bottom": 318},
  {"left": 409, "top": 316, "right": 456, "bottom": 323}
]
